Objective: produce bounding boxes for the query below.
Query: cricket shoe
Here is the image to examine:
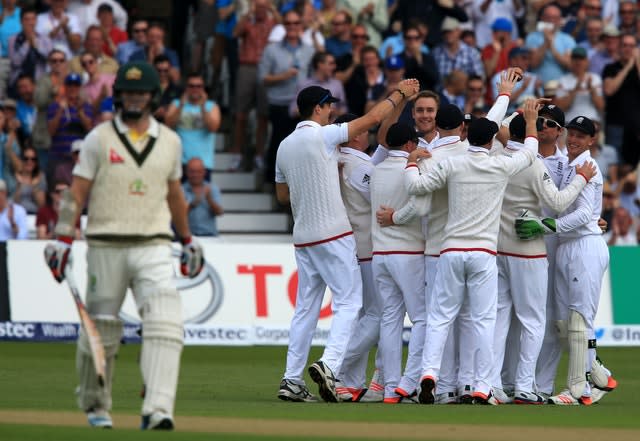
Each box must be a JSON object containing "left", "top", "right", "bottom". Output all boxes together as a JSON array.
[
  {"left": 359, "top": 370, "right": 384, "bottom": 403},
  {"left": 472, "top": 391, "right": 499, "bottom": 405},
  {"left": 513, "top": 390, "right": 545, "bottom": 405},
  {"left": 591, "top": 357, "right": 618, "bottom": 392},
  {"left": 87, "top": 409, "right": 112, "bottom": 428},
  {"left": 590, "top": 388, "right": 608, "bottom": 404},
  {"left": 335, "top": 381, "right": 365, "bottom": 402},
  {"left": 459, "top": 385, "right": 474, "bottom": 404},
  {"left": 547, "top": 390, "right": 592, "bottom": 406},
  {"left": 395, "top": 387, "right": 419, "bottom": 404},
  {"left": 418, "top": 376, "right": 436, "bottom": 404},
  {"left": 308, "top": 361, "right": 339, "bottom": 403},
  {"left": 141, "top": 411, "right": 174, "bottom": 430},
  {"left": 435, "top": 391, "right": 458, "bottom": 404},
  {"left": 492, "top": 388, "right": 513, "bottom": 404},
  {"left": 277, "top": 379, "right": 318, "bottom": 402}
]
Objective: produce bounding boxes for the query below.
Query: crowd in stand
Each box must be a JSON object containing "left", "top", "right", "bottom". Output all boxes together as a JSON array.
[{"left": 0, "top": 0, "right": 639, "bottom": 242}]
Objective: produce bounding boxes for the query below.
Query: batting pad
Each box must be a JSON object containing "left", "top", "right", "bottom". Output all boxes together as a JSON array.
[
  {"left": 76, "top": 317, "right": 123, "bottom": 412},
  {"left": 567, "top": 310, "right": 588, "bottom": 398},
  {"left": 140, "top": 289, "right": 184, "bottom": 417}
]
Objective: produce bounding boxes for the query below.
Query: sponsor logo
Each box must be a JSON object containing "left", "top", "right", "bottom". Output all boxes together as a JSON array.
[
  {"left": 128, "top": 179, "right": 147, "bottom": 196},
  {"left": 125, "top": 67, "right": 142, "bottom": 80},
  {"left": 0, "top": 322, "right": 36, "bottom": 338},
  {"left": 109, "top": 148, "right": 125, "bottom": 163}
]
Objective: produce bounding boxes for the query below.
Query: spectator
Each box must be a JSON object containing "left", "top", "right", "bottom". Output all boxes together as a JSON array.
[
  {"left": 382, "top": 54, "right": 405, "bottom": 96},
  {"left": 433, "top": 17, "right": 485, "bottom": 80},
  {"left": 259, "top": 9, "right": 315, "bottom": 184},
  {"left": 191, "top": 0, "right": 218, "bottom": 74},
  {"left": 605, "top": 206, "right": 638, "bottom": 246},
  {"left": 378, "top": 18, "right": 430, "bottom": 60},
  {"left": 229, "top": 0, "right": 278, "bottom": 172},
  {"left": 182, "top": 157, "right": 224, "bottom": 237},
  {"left": 614, "top": 165, "right": 640, "bottom": 218},
  {"left": 269, "top": 0, "right": 324, "bottom": 51},
  {"left": 471, "top": 0, "right": 523, "bottom": 49},
  {"left": 69, "top": 25, "right": 119, "bottom": 75},
  {"left": 115, "top": 18, "right": 147, "bottom": 65},
  {"left": 579, "top": 16, "right": 604, "bottom": 59},
  {"left": 525, "top": 3, "right": 576, "bottom": 84},
  {"left": 0, "top": 0, "right": 21, "bottom": 59},
  {"left": 12, "top": 146, "right": 46, "bottom": 215},
  {"left": 8, "top": 6, "right": 52, "bottom": 90},
  {"left": 461, "top": 29, "right": 478, "bottom": 49},
  {"left": 1, "top": 98, "right": 22, "bottom": 145},
  {"left": 589, "top": 24, "right": 620, "bottom": 76},
  {"left": 570, "top": 0, "right": 605, "bottom": 43},
  {"left": 290, "top": 51, "right": 347, "bottom": 117},
  {"left": 33, "top": 49, "right": 69, "bottom": 168},
  {"left": 391, "top": 0, "right": 469, "bottom": 48},
  {"left": 130, "top": 22, "right": 180, "bottom": 83},
  {"left": 344, "top": 45, "right": 386, "bottom": 116},
  {"left": 165, "top": 72, "right": 221, "bottom": 178},
  {"left": 96, "top": 3, "right": 127, "bottom": 57},
  {"left": 79, "top": 51, "right": 115, "bottom": 113},
  {"left": 0, "top": 108, "right": 20, "bottom": 193},
  {"left": 15, "top": 74, "right": 36, "bottom": 143},
  {"left": 481, "top": 18, "right": 519, "bottom": 84},
  {"left": 602, "top": 33, "right": 640, "bottom": 165},
  {"left": 464, "top": 74, "right": 485, "bottom": 114},
  {"left": 67, "top": 0, "right": 128, "bottom": 38},
  {"left": 542, "top": 79, "right": 559, "bottom": 101},
  {"left": 46, "top": 72, "right": 93, "bottom": 185},
  {"left": 590, "top": 119, "right": 619, "bottom": 182},
  {"left": 0, "top": 178, "right": 28, "bottom": 240},
  {"left": 439, "top": 69, "right": 467, "bottom": 109},
  {"left": 325, "top": 10, "right": 352, "bottom": 58},
  {"left": 210, "top": 0, "right": 239, "bottom": 98},
  {"left": 319, "top": 0, "right": 339, "bottom": 37},
  {"left": 619, "top": 0, "right": 639, "bottom": 37},
  {"left": 35, "top": 0, "right": 82, "bottom": 59},
  {"left": 556, "top": 46, "right": 604, "bottom": 122},
  {"left": 399, "top": 22, "right": 439, "bottom": 92},
  {"left": 491, "top": 47, "right": 539, "bottom": 113},
  {"left": 337, "top": 0, "right": 388, "bottom": 48},
  {"left": 335, "top": 24, "right": 369, "bottom": 83},
  {"left": 153, "top": 54, "right": 181, "bottom": 124},
  {"left": 35, "top": 180, "right": 81, "bottom": 239}
]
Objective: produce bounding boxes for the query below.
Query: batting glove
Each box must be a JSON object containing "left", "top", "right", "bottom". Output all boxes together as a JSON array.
[
  {"left": 180, "top": 236, "right": 204, "bottom": 278},
  {"left": 44, "top": 236, "right": 73, "bottom": 283},
  {"left": 515, "top": 211, "right": 556, "bottom": 240}
]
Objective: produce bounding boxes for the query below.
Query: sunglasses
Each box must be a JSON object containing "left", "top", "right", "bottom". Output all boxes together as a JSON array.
[
  {"left": 23, "top": 156, "right": 37, "bottom": 161},
  {"left": 156, "top": 68, "right": 169, "bottom": 73},
  {"left": 49, "top": 58, "right": 65, "bottom": 63},
  {"left": 537, "top": 117, "right": 561, "bottom": 130},
  {"left": 284, "top": 21, "right": 301, "bottom": 26},
  {"left": 81, "top": 59, "right": 95, "bottom": 66},
  {"left": 404, "top": 35, "right": 421, "bottom": 40},
  {"left": 351, "top": 34, "right": 369, "bottom": 40},
  {"left": 331, "top": 21, "right": 347, "bottom": 26},
  {"left": 133, "top": 28, "right": 148, "bottom": 33},
  {"left": 187, "top": 83, "right": 204, "bottom": 88}
]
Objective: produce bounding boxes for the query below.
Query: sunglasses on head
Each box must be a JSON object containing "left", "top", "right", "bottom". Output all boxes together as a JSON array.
[{"left": 537, "top": 116, "right": 561, "bottom": 130}]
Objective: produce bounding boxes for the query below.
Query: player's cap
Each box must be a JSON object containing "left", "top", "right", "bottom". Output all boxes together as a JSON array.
[
  {"left": 297, "top": 86, "right": 340, "bottom": 110},
  {"left": 114, "top": 61, "right": 159, "bottom": 92},
  {"left": 463, "top": 112, "right": 477, "bottom": 124},
  {"left": 71, "top": 139, "right": 83, "bottom": 153},
  {"left": 492, "top": 18, "right": 513, "bottom": 33},
  {"left": 539, "top": 103, "right": 565, "bottom": 127},
  {"left": 333, "top": 113, "right": 358, "bottom": 124},
  {"left": 602, "top": 25, "right": 620, "bottom": 38},
  {"left": 435, "top": 104, "right": 464, "bottom": 130},
  {"left": 441, "top": 17, "right": 460, "bottom": 32},
  {"left": 508, "top": 46, "right": 529, "bottom": 59},
  {"left": 65, "top": 73, "right": 83, "bottom": 85},
  {"left": 565, "top": 116, "right": 596, "bottom": 136},
  {"left": 0, "top": 98, "right": 17, "bottom": 109},
  {"left": 386, "top": 122, "right": 418, "bottom": 148},
  {"left": 571, "top": 47, "right": 588, "bottom": 59},
  {"left": 509, "top": 114, "right": 526, "bottom": 139},
  {"left": 385, "top": 55, "right": 404, "bottom": 70},
  {"left": 467, "top": 117, "right": 499, "bottom": 146}
]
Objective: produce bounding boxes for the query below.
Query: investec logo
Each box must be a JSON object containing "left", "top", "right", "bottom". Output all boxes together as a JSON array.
[{"left": 0, "top": 322, "right": 36, "bottom": 338}]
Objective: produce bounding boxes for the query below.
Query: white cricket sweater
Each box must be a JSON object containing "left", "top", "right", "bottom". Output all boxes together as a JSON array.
[
  {"left": 497, "top": 139, "right": 587, "bottom": 257},
  {"left": 404, "top": 146, "right": 536, "bottom": 254},
  {"left": 339, "top": 147, "right": 374, "bottom": 260},
  {"left": 371, "top": 151, "right": 425, "bottom": 254}
]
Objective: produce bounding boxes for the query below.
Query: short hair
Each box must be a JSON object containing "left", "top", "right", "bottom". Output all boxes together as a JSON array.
[
  {"left": 16, "top": 73, "right": 35, "bottom": 84},
  {"left": 148, "top": 22, "right": 166, "bottom": 33},
  {"left": 48, "top": 48, "right": 66, "bottom": 60},
  {"left": 20, "top": 6, "right": 37, "bottom": 20},
  {"left": 97, "top": 3, "right": 114, "bottom": 14},
  {"left": 153, "top": 54, "right": 171, "bottom": 65},
  {"left": 85, "top": 24, "right": 104, "bottom": 40},
  {"left": 311, "top": 51, "right": 333, "bottom": 70},
  {"left": 359, "top": 45, "right": 379, "bottom": 60},
  {"left": 414, "top": 90, "right": 440, "bottom": 106},
  {"left": 186, "top": 71, "right": 204, "bottom": 81}
]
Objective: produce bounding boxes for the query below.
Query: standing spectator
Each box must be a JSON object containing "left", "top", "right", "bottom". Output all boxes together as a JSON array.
[
  {"left": 12, "top": 146, "right": 46, "bottom": 215},
  {"left": 153, "top": 54, "right": 181, "bottom": 124},
  {"left": 165, "top": 72, "right": 221, "bottom": 177},
  {"left": 115, "top": 18, "right": 147, "bottom": 65},
  {"left": 269, "top": 1, "right": 325, "bottom": 51},
  {"left": 579, "top": 17, "right": 604, "bottom": 59},
  {"left": 391, "top": 0, "right": 469, "bottom": 48},
  {"left": 290, "top": 51, "right": 347, "bottom": 117},
  {"left": 464, "top": 74, "right": 486, "bottom": 114},
  {"left": 229, "top": 0, "right": 278, "bottom": 171},
  {"left": 604, "top": 206, "right": 638, "bottom": 246},
  {"left": 590, "top": 119, "right": 619, "bottom": 182},
  {"left": 602, "top": 34, "right": 640, "bottom": 165},
  {"left": 8, "top": 6, "right": 51, "bottom": 89},
  {"left": 525, "top": 4, "right": 576, "bottom": 84},
  {"left": 15, "top": 74, "right": 36, "bottom": 143},
  {"left": 319, "top": 0, "right": 339, "bottom": 37},
  {"left": 96, "top": 3, "right": 127, "bottom": 58},
  {"left": 130, "top": 23, "right": 180, "bottom": 83},
  {"left": 337, "top": 0, "right": 388, "bottom": 48},
  {"left": 36, "top": 180, "right": 81, "bottom": 239},
  {"left": 0, "top": 108, "right": 20, "bottom": 193},
  {"left": 439, "top": 70, "right": 467, "bottom": 109},
  {"left": 191, "top": 0, "right": 218, "bottom": 74},
  {"left": 36, "top": 0, "right": 82, "bottom": 59},
  {"left": 210, "top": 0, "right": 239, "bottom": 99},
  {"left": 378, "top": 18, "right": 430, "bottom": 60},
  {"left": 481, "top": 18, "right": 519, "bottom": 86},
  {"left": 325, "top": 10, "right": 352, "bottom": 58},
  {"left": 433, "top": 17, "right": 485, "bottom": 80},
  {"left": 570, "top": 0, "right": 605, "bottom": 43},
  {"left": 46, "top": 72, "right": 93, "bottom": 184},
  {"left": 472, "top": 0, "right": 524, "bottom": 49},
  {"left": 33, "top": 49, "right": 69, "bottom": 168},
  {"left": 344, "top": 45, "right": 386, "bottom": 116},
  {"left": 69, "top": 25, "right": 119, "bottom": 75},
  {"left": 0, "top": 0, "right": 21, "bottom": 59},
  {"left": 79, "top": 51, "right": 115, "bottom": 113},
  {"left": 182, "top": 157, "right": 224, "bottom": 237},
  {"left": 619, "top": 0, "right": 639, "bottom": 37},
  {"left": 67, "top": 0, "right": 128, "bottom": 38},
  {"left": 556, "top": 46, "right": 604, "bottom": 123},
  {"left": 399, "top": 22, "right": 439, "bottom": 92},
  {"left": 589, "top": 24, "right": 620, "bottom": 76},
  {"left": 335, "top": 24, "right": 369, "bottom": 83},
  {"left": 0, "top": 178, "right": 28, "bottom": 240},
  {"left": 259, "top": 9, "right": 315, "bottom": 184}
]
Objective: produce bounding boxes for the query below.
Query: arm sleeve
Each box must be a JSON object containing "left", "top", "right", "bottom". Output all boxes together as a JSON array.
[
  {"left": 169, "top": 136, "right": 183, "bottom": 181},
  {"left": 404, "top": 160, "right": 449, "bottom": 195},
  {"left": 321, "top": 123, "right": 349, "bottom": 156},
  {"left": 486, "top": 94, "right": 510, "bottom": 124},
  {"left": 500, "top": 149, "right": 535, "bottom": 177},
  {"left": 534, "top": 161, "right": 587, "bottom": 214},
  {"left": 555, "top": 182, "right": 598, "bottom": 233},
  {"left": 72, "top": 128, "right": 101, "bottom": 180},
  {"left": 370, "top": 144, "right": 389, "bottom": 165},
  {"left": 275, "top": 162, "right": 286, "bottom": 183},
  {"left": 392, "top": 193, "right": 431, "bottom": 225}
]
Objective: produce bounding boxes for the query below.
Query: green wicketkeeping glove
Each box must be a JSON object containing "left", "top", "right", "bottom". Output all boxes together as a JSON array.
[{"left": 514, "top": 211, "right": 556, "bottom": 240}]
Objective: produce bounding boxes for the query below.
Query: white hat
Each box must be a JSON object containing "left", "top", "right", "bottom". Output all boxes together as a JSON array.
[{"left": 441, "top": 17, "right": 460, "bottom": 32}]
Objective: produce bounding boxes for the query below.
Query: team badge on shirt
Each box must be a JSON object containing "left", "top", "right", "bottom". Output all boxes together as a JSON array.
[
  {"left": 110, "top": 148, "right": 125, "bottom": 163},
  {"left": 543, "top": 172, "right": 551, "bottom": 182},
  {"left": 129, "top": 179, "right": 147, "bottom": 196},
  {"left": 362, "top": 174, "right": 370, "bottom": 185}
]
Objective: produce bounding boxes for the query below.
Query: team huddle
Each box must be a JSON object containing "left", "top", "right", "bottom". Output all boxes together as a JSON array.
[{"left": 275, "top": 69, "right": 617, "bottom": 406}]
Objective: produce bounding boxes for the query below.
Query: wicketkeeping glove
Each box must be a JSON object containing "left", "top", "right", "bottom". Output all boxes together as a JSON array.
[
  {"left": 44, "top": 236, "right": 73, "bottom": 282},
  {"left": 514, "top": 211, "right": 556, "bottom": 240},
  {"left": 180, "top": 236, "right": 204, "bottom": 278}
]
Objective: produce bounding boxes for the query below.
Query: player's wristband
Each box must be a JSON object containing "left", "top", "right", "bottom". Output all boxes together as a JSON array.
[
  {"left": 181, "top": 235, "right": 193, "bottom": 246},
  {"left": 57, "top": 235, "right": 74, "bottom": 245}
]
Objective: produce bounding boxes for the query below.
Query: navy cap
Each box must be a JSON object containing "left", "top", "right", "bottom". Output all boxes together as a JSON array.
[
  {"left": 509, "top": 114, "right": 526, "bottom": 140},
  {"left": 566, "top": 116, "right": 596, "bottom": 136},
  {"left": 65, "top": 73, "right": 82, "bottom": 85},
  {"left": 463, "top": 112, "right": 477, "bottom": 124},
  {"left": 508, "top": 46, "right": 530, "bottom": 59},
  {"left": 297, "top": 86, "right": 339, "bottom": 111},
  {"left": 539, "top": 104, "right": 565, "bottom": 127},
  {"left": 386, "top": 122, "right": 418, "bottom": 148},
  {"left": 468, "top": 117, "right": 499, "bottom": 146},
  {"left": 385, "top": 55, "right": 404, "bottom": 70},
  {"left": 436, "top": 104, "right": 464, "bottom": 130}
]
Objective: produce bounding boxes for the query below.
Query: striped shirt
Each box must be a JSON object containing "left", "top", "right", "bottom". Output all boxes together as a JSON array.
[{"left": 47, "top": 101, "right": 93, "bottom": 158}]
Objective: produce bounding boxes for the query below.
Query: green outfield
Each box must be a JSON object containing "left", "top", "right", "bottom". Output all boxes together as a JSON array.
[{"left": 0, "top": 343, "right": 639, "bottom": 440}]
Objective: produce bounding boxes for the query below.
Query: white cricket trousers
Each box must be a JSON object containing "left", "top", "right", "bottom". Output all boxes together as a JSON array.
[
  {"left": 492, "top": 255, "right": 547, "bottom": 392},
  {"left": 373, "top": 253, "right": 426, "bottom": 396},
  {"left": 284, "top": 235, "right": 363, "bottom": 382},
  {"left": 422, "top": 251, "right": 498, "bottom": 396},
  {"left": 339, "top": 260, "right": 383, "bottom": 388}
]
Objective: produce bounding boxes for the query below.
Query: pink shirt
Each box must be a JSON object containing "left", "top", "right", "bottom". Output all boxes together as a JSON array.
[{"left": 82, "top": 73, "right": 116, "bottom": 104}]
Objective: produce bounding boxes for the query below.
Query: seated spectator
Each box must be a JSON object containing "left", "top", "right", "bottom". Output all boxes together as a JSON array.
[
  {"left": 325, "top": 10, "right": 353, "bottom": 58},
  {"left": 115, "top": 18, "right": 147, "bottom": 65},
  {"left": 619, "top": 0, "right": 639, "bottom": 37},
  {"left": 36, "top": 180, "right": 81, "bottom": 239},
  {"left": 67, "top": 0, "right": 128, "bottom": 38},
  {"left": 165, "top": 73, "right": 221, "bottom": 177},
  {"left": 36, "top": 0, "right": 82, "bottom": 59},
  {"left": 130, "top": 22, "right": 180, "bottom": 83},
  {"left": 1, "top": 98, "right": 23, "bottom": 148},
  {"left": 8, "top": 6, "right": 52, "bottom": 90},
  {"left": 79, "top": 51, "right": 115, "bottom": 113},
  {"left": 0, "top": 178, "right": 28, "bottom": 240},
  {"left": 399, "top": 22, "right": 439, "bottom": 92},
  {"left": 153, "top": 54, "right": 181, "bottom": 124},
  {"left": 605, "top": 206, "right": 638, "bottom": 246},
  {"left": 337, "top": 0, "right": 388, "bottom": 48},
  {"left": 568, "top": 0, "right": 605, "bottom": 43},
  {"left": 182, "top": 157, "right": 224, "bottom": 237},
  {"left": 464, "top": 74, "right": 486, "bottom": 114},
  {"left": 0, "top": 108, "right": 21, "bottom": 193},
  {"left": 344, "top": 45, "right": 386, "bottom": 116},
  {"left": 555, "top": 46, "right": 604, "bottom": 122},
  {"left": 46, "top": 73, "right": 93, "bottom": 184},
  {"left": 433, "top": 17, "right": 485, "bottom": 80},
  {"left": 12, "top": 146, "right": 46, "bottom": 215},
  {"left": 96, "top": 3, "right": 127, "bottom": 57},
  {"left": 15, "top": 74, "right": 36, "bottom": 144},
  {"left": 69, "top": 25, "right": 119, "bottom": 75}
]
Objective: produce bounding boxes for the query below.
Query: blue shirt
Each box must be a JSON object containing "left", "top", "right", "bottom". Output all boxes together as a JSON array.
[
  {"left": 325, "top": 37, "right": 351, "bottom": 58},
  {"left": 172, "top": 99, "right": 218, "bottom": 170},
  {"left": 182, "top": 181, "right": 222, "bottom": 236},
  {"left": 525, "top": 31, "right": 576, "bottom": 84},
  {"left": 215, "top": 0, "right": 237, "bottom": 38},
  {"left": 130, "top": 46, "right": 179, "bottom": 68},
  {"left": 17, "top": 100, "right": 35, "bottom": 138},
  {"left": 115, "top": 40, "right": 144, "bottom": 65},
  {"left": 378, "top": 33, "right": 429, "bottom": 59},
  {"left": 0, "top": 6, "right": 21, "bottom": 57}
]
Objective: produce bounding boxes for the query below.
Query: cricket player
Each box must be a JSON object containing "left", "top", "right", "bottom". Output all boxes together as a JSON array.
[
  {"left": 275, "top": 80, "right": 420, "bottom": 403},
  {"left": 491, "top": 103, "right": 596, "bottom": 405},
  {"left": 44, "top": 61, "right": 204, "bottom": 430},
  {"left": 516, "top": 116, "right": 617, "bottom": 405}
]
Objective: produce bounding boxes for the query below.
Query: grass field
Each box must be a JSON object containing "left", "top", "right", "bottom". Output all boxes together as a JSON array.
[{"left": 1, "top": 343, "right": 639, "bottom": 440}]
